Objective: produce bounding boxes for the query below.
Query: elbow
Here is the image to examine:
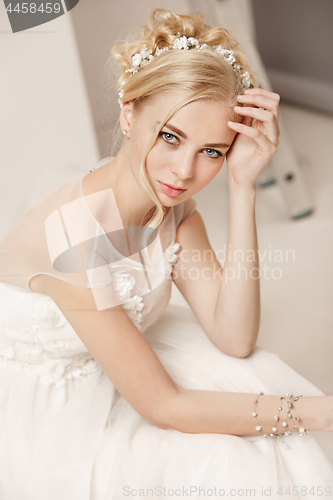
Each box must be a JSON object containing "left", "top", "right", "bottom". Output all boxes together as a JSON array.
[
  {"left": 143, "top": 387, "right": 183, "bottom": 431},
  {"left": 236, "top": 339, "right": 257, "bottom": 358},
  {"left": 139, "top": 409, "right": 173, "bottom": 430},
  {"left": 154, "top": 419, "right": 174, "bottom": 430},
  {"left": 233, "top": 330, "right": 259, "bottom": 358},
  {"left": 149, "top": 407, "right": 174, "bottom": 430},
  {"left": 208, "top": 326, "right": 259, "bottom": 359},
  {"left": 220, "top": 340, "right": 257, "bottom": 359},
  {"left": 141, "top": 407, "right": 173, "bottom": 430},
  {"left": 236, "top": 345, "right": 254, "bottom": 358},
  {"left": 223, "top": 347, "right": 252, "bottom": 358}
]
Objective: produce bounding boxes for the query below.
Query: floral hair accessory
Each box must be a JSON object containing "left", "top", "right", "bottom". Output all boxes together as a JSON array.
[{"left": 117, "top": 33, "right": 254, "bottom": 107}]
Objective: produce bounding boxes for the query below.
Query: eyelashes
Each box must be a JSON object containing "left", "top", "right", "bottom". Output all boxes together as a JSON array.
[
  {"left": 160, "top": 132, "right": 177, "bottom": 144},
  {"left": 158, "top": 132, "right": 223, "bottom": 159}
]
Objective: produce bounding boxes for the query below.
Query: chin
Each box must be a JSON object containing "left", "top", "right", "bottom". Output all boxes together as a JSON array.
[{"left": 158, "top": 193, "right": 186, "bottom": 206}]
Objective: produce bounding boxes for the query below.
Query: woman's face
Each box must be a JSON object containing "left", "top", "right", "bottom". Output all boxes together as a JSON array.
[{"left": 123, "top": 92, "right": 238, "bottom": 206}]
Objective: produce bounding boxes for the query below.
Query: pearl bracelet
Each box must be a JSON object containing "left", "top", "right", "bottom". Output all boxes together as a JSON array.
[
  {"left": 253, "top": 391, "right": 265, "bottom": 432},
  {"left": 253, "top": 391, "right": 309, "bottom": 439}
]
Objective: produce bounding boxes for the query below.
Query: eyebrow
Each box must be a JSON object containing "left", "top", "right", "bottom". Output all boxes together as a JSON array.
[{"left": 158, "top": 122, "right": 231, "bottom": 149}]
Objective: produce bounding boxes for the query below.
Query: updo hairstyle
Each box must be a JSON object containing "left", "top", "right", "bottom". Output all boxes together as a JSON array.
[{"left": 109, "top": 8, "right": 259, "bottom": 231}]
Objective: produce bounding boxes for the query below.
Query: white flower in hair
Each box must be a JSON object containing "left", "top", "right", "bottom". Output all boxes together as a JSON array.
[
  {"left": 233, "top": 64, "right": 242, "bottom": 76},
  {"left": 173, "top": 35, "right": 188, "bottom": 50},
  {"left": 117, "top": 34, "right": 253, "bottom": 107},
  {"left": 141, "top": 45, "right": 153, "bottom": 59},
  {"left": 215, "top": 46, "right": 236, "bottom": 65},
  {"left": 173, "top": 35, "right": 200, "bottom": 50},
  {"left": 241, "top": 71, "right": 252, "bottom": 88},
  {"left": 187, "top": 37, "right": 200, "bottom": 48},
  {"left": 127, "top": 44, "right": 154, "bottom": 74},
  {"left": 132, "top": 53, "right": 142, "bottom": 67}
]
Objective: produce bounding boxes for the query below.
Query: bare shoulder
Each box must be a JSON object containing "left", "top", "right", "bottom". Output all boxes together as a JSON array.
[
  {"left": 175, "top": 208, "right": 205, "bottom": 242},
  {"left": 29, "top": 274, "right": 102, "bottom": 310},
  {"left": 29, "top": 162, "right": 115, "bottom": 295},
  {"left": 82, "top": 161, "right": 114, "bottom": 196}
]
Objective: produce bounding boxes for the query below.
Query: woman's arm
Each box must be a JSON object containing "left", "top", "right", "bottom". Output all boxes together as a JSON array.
[
  {"left": 212, "top": 178, "right": 260, "bottom": 356},
  {"left": 172, "top": 206, "right": 259, "bottom": 359},
  {"left": 169, "top": 389, "right": 332, "bottom": 436},
  {"left": 38, "top": 274, "right": 332, "bottom": 436},
  {"left": 173, "top": 89, "right": 282, "bottom": 358}
]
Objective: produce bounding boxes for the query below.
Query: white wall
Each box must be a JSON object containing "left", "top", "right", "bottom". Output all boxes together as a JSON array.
[
  {"left": 70, "top": 0, "right": 190, "bottom": 157},
  {"left": 0, "top": 6, "right": 100, "bottom": 238},
  {"left": 251, "top": 0, "right": 333, "bottom": 113}
]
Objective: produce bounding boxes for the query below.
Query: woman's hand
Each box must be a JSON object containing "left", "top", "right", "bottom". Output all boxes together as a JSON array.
[{"left": 226, "top": 88, "right": 280, "bottom": 190}]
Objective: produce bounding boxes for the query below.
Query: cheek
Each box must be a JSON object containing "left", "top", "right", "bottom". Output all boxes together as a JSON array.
[
  {"left": 128, "top": 127, "right": 153, "bottom": 172},
  {"left": 145, "top": 145, "right": 168, "bottom": 177},
  {"left": 196, "top": 162, "right": 223, "bottom": 190}
]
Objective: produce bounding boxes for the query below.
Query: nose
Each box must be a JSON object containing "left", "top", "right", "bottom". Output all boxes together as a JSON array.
[{"left": 171, "top": 151, "right": 195, "bottom": 181}]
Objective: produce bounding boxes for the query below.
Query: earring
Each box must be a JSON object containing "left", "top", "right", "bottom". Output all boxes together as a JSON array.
[{"left": 122, "top": 130, "right": 127, "bottom": 136}]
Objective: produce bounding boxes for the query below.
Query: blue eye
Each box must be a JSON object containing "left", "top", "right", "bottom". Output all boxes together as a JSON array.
[
  {"left": 160, "top": 132, "right": 177, "bottom": 143},
  {"left": 204, "top": 149, "right": 222, "bottom": 159},
  {"left": 159, "top": 132, "right": 223, "bottom": 159}
]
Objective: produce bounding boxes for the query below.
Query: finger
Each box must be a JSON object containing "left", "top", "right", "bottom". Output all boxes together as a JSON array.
[
  {"left": 227, "top": 121, "right": 277, "bottom": 156},
  {"left": 237, "top": 94, "right": 279, "bottom": 120},
  {"left": 237, "top": 93, "right": 279, "bottom": 116},
  {"left": 244, "top": 88, "right": 281, "bottom": 103},
  {"left": 234, "top": 106, "right": 279, "bottom": 146},
  {"left": 240, "top": 114, "right": 254, "bottom": 127},
  {"left": 237, "top": 103, "right": 256, "bottom": 127}
]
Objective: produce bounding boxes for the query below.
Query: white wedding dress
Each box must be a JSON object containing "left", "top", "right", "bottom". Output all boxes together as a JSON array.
[{"left": 0, "top": 158, "right": 332, "bottom": 500}]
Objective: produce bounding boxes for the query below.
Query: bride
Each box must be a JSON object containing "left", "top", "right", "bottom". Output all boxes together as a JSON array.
[{"left": 0, "top": 8, "right": 332, "bottom": 500}]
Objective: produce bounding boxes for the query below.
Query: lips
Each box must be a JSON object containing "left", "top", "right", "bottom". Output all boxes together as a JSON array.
[
  {"left": 158, "top": 181, "right": 187, "bottom": 198},
  {"left": 161, "top": 182, "right": 186, "bottom": 191}
]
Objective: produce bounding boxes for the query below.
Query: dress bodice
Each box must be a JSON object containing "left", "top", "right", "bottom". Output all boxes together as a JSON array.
[
  {"left": 0, "top": 238, "right": 179, "bottom": 388},
  {"left": 0, "top": 157, "right": 197, "bottom": 388}
]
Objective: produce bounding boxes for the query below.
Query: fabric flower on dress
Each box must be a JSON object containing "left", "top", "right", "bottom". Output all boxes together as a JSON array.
[
  {"left": 112, "top": 272, "right": 145, "bottom": 331},
  {"left": 35, "top": 356, "right": 100, "bottom": 388},
  {"left": 17, "top": 297, "right": 71, "bottom": 358},
  {"left": 0, "top": 344, "right": 14, "bottom": 359},
  {"left": 20, "top": 344, "right": 43, "bottom": 356},
  {"left": 164, "top": 242, "right": 181, "bottom": 276},
  {"left": 43, "top": 340, "right": 70, "bottom": 353},
  {"left": 112, "top": 273, "right": 136, "bottom": 301},
  {"left": 31, "top": 296, "right": 68, "bottom": 328}
]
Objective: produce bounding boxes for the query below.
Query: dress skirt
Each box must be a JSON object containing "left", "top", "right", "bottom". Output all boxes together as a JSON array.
[{"left": 0, "top": 285, "right": 332, "bottom": 500}]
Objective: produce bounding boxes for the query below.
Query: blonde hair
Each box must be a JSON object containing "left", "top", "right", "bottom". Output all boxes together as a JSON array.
[{"left": 109, "top": 8, "right": 259, "bottom": 234}]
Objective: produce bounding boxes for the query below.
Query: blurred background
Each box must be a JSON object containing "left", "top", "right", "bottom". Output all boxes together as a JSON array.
[{"left": 1, "top": 0, "right": 332, "bottom": 458}]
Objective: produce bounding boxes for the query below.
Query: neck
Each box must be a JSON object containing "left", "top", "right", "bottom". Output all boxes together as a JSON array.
[{"left": 105, "top": 146, "right": 165, "bottom": 228}]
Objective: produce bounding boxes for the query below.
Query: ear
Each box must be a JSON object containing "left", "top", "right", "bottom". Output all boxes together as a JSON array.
[{"left": 120, "top": 101, "right": 134, "bottom": 136}]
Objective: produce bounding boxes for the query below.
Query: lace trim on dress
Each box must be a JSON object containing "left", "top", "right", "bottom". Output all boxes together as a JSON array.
[
  {"left": 112, "top": 272, "right": 145, "bottom": 331},
  {"left": 0, "top": 243, "right": 182, "bottom": 387},
  {"left": 110, "top": 242, "right": 181, "bottom": 331},
  {"left": 0, "top": 353, "right": 100, "bottom": 388},
  {"left": 164, "top": 242, "right": 181, "bottom": 275},
  {"left": 0, "top": 295, "right": 101, "bottom": 388}
]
